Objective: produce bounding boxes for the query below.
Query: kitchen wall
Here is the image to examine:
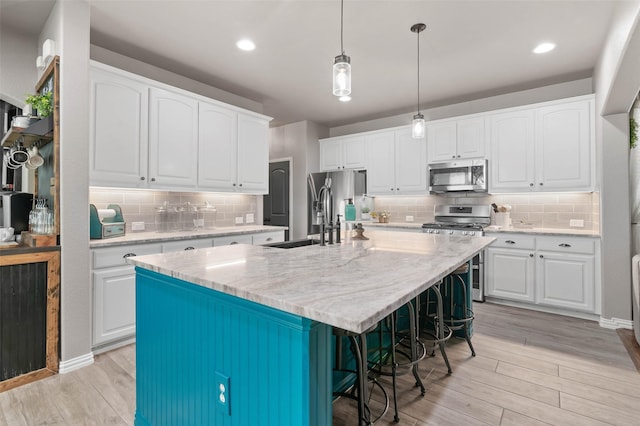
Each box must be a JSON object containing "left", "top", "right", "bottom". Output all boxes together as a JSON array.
[
  {"left": 0, "top": 23, "right": 37, "bottom": 107},
  {"left": 372, "top": 192, "right": 600, "bottom": 231},
  {"left": 90, "top": 188, "right": 259, "bottom": 232}
]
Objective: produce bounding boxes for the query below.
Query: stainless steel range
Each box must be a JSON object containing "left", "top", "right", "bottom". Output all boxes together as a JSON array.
[{"left": 422, "top": 204, "right": 491, "bottom": 301}]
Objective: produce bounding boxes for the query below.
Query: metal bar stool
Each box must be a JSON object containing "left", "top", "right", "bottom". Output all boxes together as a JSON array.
[
  {"left": 442, "top": 262, "right": 476, "bottom": 356},
  {"left": 419, "top": 283, "right": 453, "bottom": 374},
  {"left": 333, "top": 325, "right": 389, "bottom": 425},
  {"left": 369, "top": 300, "right": 426, "bottom": 423}
]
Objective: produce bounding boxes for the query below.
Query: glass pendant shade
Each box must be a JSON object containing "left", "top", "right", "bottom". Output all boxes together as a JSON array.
[
  {"left": 333, "top": 54, "right": 351, "bottom": 97},
  {"left": 412, "top": 113, "right": 425, "bottom": 139}
]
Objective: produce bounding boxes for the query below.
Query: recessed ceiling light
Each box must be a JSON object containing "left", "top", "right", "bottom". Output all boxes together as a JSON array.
[
  {"left": 339, "top": 96, "right": 351, "bottom": 102},
  {"left": 533, "top": 42, "right": 556, "bottom": 54},
  {"left": 236, "top": 39, "right": 255, "bottom": 51}
]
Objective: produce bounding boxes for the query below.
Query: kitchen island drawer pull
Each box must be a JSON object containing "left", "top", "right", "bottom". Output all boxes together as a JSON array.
[
  {"left": 505, "top": 240, "right": 516, "bottom": 245},
  {"left": 558, "top": 243, "right": 571, "bottom": 248},
  {"left": 229, "top": 241, "right": 238, "bottom": 245},
  {"left": 123, "top": 253, "right": 137, "bottom": 258},
  {"left": 266, "top": 237, "right": 273, "bottom": 242},
  {"left": 184, "top": 247, "right": 195, "bottom": 250}
]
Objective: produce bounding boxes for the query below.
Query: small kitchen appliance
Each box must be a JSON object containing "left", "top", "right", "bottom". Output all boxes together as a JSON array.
[
  {"left": 1, "top": 191, "right": 33, "bottom": 233},
  {"left": 422, "top": 204, "right": 491, "bottom": 301},
  {"left": 428, "top": 159, "right": 488, "bottom": 194},
  {"left": 90, "top": 204, "right": 126, "bottom": 239}
]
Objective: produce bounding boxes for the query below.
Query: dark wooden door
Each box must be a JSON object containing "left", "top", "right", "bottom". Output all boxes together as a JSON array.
[{"left": 263, "top": 160, "right": 290, "bottom": 241}]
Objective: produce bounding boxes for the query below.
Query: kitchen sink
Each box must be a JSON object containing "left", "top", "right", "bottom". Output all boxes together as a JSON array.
[{"left": 263, "top": 238, "right": 321, "bottom": 249}]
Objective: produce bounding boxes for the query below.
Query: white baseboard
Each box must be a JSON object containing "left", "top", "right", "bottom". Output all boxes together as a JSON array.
[
  {"left": 599, "top": 317, "right": 633, "bottom": 330},
  {"left": 58, "top": 352, "right": 94, "bottom": 374}
]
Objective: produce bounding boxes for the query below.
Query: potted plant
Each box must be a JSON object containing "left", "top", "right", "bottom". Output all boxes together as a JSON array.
[{"left": 25, "top": 91, "right": 53, "bottom": 117}]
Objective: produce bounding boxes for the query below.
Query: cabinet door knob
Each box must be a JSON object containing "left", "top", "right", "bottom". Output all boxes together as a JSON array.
[
  {"left": 151, "top": 178, "right": 156, "bottom": 182},
  {"left": 396, "top": 188, "right": 400, "bottom": 191},
  {"left": 540, "top": 254, "right": 544, "bottom": 258},
  {"left": 123, "top": 253, "right": 137, "bottom": 258},
  {"left": 239, "top": 183, "right": 243, "bottom": 187},
  {"left": 233, "top": 183, "right": 237, "bottom": 187},
  {"left": 184, "top": 247, "right": 195, "bottom": 250},
  {"left": 452, "top": 155, "right": 456, "bottom": 159},
  {"left": 529, "top": 253, "right": 534, "bottom": 257},
  {"left": 505, "top": 240, "right": 516, "bottom": 244},
  {"left": 539, "top": 182, "right": 544, "bottom": 186},
  {"left": 457, "top": 155, "right": 461, "bottom": 158},
  {"left": 390, "top": 188, "right": 394, "bottom": 191},
  {"left": 558, "top": 243, "right": 571, "bottom": 248},
  {"left": 530, "top": 183, "right": 534, "bottom": 187},
  {"left": 140, "top": 176, "right": 145, "bottom": 181}
]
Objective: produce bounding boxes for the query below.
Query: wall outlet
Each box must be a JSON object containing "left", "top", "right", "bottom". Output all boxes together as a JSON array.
[
  {"left": 245, "top": 213, "right": 254, "bottom": 224},
  {"left": 405, "top": 215, "right": 414, "bottom": 222},
  {"left": 131, "top": 221, "right": 145, "bottom": 231},
  {"left": 569, "top": 219, "right": 584, "bottom": 228},
  {"left": 215, "top": 372, "right": 231, "bottom": 416},
  {"left": 235, "top": 216, "right": 244, "bottom": 225}
]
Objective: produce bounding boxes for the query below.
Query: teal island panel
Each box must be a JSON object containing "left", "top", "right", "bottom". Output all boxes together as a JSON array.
[{"left": 134, "top": 267, "right": 332, "bottom": 426}]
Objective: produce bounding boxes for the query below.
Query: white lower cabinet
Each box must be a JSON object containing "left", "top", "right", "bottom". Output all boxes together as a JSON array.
[
  {"left": 213, "top": 234, "right": 253, "bottom": 246},
  {"left": 91, "top": 230, "right": 284, "bottom": 350},
  {"left": 252, "top": 230, "right": 285, "bottom": 245},
  {"left": 92, "top": 242, "right": 161, "bottom": 348},
  {"left": 485, "top": 233, "right": 598, "bottom": 314}
]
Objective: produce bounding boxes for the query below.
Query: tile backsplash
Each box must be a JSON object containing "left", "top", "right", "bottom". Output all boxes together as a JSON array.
[
  {"left": 373, "top": 192, "right": 600, "bottom": 231},
  {"left": 90, "top": 188, "right": 259, "bottom": 232}
]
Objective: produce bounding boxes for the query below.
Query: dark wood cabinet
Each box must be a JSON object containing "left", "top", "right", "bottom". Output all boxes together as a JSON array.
[{"left": 0, "top": 249, "right": 60, "bottom": 392}]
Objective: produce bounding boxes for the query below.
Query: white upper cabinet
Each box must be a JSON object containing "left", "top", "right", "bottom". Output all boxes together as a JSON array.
[
  {"left": 198, "top": 101, "right": 238, "bottom": 190},
  {"left": 536, "top": 100, "right": 592, "bottom": 190},
  {"left": 237, "top": 113, "right": 269, "bottom": 193},
  {"left": 366, "top": 131, "right": 396, "bottom": 194},
  {"left": 90, "top": 67, "right": 149, "bottom": 188},
  {"left": 427, "top": 116, "right": 485, "bottom": 162},
  {"left": 319, "top": 135, "right": 366, "bottom": 171},
  {"left": 490, "top": 96, "right": 593, "bottom": 193},
  {"left": 489, "top": 109, "right": 536, "bottom": 192},
  {"left": 198, "top": 104, "right": 269, "bottom": 193},
  {"left": 367, "top": 127, "right": 427, "bottom": 195},
  {"left": 148, "top": 87, "right": 199, "bottom": 188},
  {"left": 89, "top": 62, "right": 271, "bottom": 193}
]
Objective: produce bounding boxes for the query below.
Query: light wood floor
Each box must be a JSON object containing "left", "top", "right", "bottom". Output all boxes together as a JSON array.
[{"left": 1, "top": 303, "right": 639, "bottom": 425}]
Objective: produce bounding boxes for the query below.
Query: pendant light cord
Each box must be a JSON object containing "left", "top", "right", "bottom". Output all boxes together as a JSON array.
[
  {"left": 340, "top": 0, "right": 345, "bottom": 55},
  {"left": 416, "top": 28, "right": 420, "bottom": 114}
]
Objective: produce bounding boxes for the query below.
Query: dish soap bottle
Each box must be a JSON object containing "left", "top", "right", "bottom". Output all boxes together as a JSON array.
[{"left": 345, "top": 198, "right": 356, "bottom": 221}]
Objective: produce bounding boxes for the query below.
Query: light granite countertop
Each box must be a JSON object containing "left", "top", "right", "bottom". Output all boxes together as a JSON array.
[
  {"left": 483, "top": 225, "right": 600, "bottom": 237},
  {"left": 90, "top": 225, "right": 286, "bottom": 248},
  {"left": 127, "top": 230, "right": 494, "bottom": 334},
  {"left": 358, "top": 221, "right": 600, "bottom": 237}
]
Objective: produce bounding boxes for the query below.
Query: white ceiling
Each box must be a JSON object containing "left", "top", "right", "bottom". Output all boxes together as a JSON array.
[{"left": 1, "top": 1, "right": 617, "bottom": 128}]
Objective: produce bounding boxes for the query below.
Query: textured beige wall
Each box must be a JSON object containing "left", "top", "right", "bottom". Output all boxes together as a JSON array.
[
  {"left": 373, "top": 192, "right": 600, "bottom": 231},
  {"left": 90, "top": 188, "right": 259, "bottom": 231}
]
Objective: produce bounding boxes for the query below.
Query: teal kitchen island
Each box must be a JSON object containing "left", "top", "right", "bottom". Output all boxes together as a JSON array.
[{"left": 126, "top": 230, "right": 494, "bottom": 426}]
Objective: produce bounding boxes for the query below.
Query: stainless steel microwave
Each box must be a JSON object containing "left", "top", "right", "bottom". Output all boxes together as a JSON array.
[{"left": 429, "top": 159, "right": 488, "bottom": 193}]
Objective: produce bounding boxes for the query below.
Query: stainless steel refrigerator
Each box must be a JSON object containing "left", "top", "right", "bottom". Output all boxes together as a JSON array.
[{"left": 307, "top": 170, "right": 368, "bottom": 236}]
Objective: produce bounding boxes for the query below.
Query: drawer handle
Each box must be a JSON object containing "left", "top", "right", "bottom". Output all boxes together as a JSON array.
[
  {"left": 184, "top": 247, "right": 195, "bottom": 250},
  {"left": 266, "top": 237, "right": 273, "bottom": 242},
  {"left": 505, "top": 240, "right": 516, "bottom": 244},
  {"left": 230, "top": 241, "right": 238, "bottom": 245},
  {"left": 558, "top": 243, "right": 571, "bottom": 248},
  {"left": 123, "top": 253, "right": 137, "bottom": 258}
]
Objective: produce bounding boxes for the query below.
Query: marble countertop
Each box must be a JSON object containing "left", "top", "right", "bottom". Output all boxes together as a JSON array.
[
  {"left": 90, "top": 225, "right": 286, "bottom": 248},
  {"left": 360, "top": 221, "right": 600, "bottom": 237},
  {"left": 483, "top": 225, "right": 600, "bottom": 237},
  {"left": 127, "top": 230, "right": 494, "bottom": 334}
]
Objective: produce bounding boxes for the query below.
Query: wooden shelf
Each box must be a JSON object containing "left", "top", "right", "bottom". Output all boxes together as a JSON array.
[{"left": 1, "top": 116, "right": 53, "bottom": 148}]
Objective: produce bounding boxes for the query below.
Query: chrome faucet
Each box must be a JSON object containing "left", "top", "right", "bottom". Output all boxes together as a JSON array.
[{"left": 317, "top": 178, "right": 340, "bottom": 246}]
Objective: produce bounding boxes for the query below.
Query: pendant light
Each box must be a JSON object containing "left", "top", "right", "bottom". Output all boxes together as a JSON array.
[
  {"left": 333, "top": 0, "right": 351, "bottom": 97},
  {"left": 411, "top": 23, "right": 426, "bottom": 138}
]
